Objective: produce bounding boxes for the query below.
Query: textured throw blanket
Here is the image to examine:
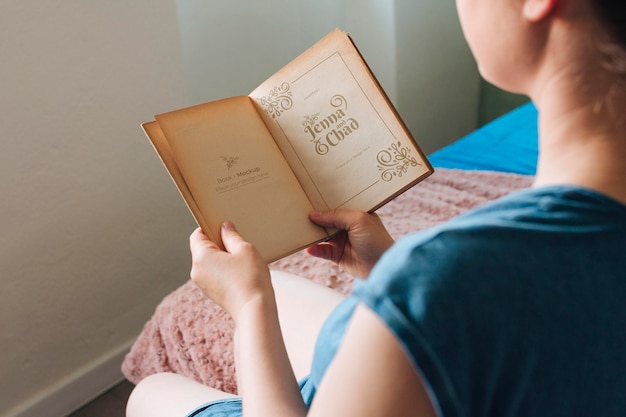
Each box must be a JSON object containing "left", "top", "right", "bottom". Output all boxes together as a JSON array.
[{"left": 121, "top": 168, "right": 534, "bottom": 393}]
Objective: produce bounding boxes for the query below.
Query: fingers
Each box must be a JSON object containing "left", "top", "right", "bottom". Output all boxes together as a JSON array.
[
  {"left": 190, "top": 227, "right": 208, "bottom": 243},
  {"left": 306, "top": 242, "right": 335, "bottom": 261},
  {"left": 306, "top": 232, "right": 347, "bottom": 263},
  {"left": 310, "top": 210, "right": 389, "bottom": 237},
  {"left": 190, "top": 222, "right": 248, "bottom": 255},
  {"left": 309, "top": 210, "right": 339, "bottom": 229},
  {"left": 220, "top": 221, "right": 257, "bottom": 255},
  {"left": 309, "top": 209, "right": 366, "bottom": 230},
  {"left": 189, "top": 227, "right": 218, "bottom": 254}
]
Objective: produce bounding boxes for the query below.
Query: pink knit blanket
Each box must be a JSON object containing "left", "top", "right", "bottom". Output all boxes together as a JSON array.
[{"left": 121, "top": 168, "right": 534, "bottom": 393}]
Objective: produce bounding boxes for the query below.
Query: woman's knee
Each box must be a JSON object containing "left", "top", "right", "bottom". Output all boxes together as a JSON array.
[
  {"left": 126, "top": 372, "right": 233, "bottom": 417},
  {"left": 126, "top": 373, "right": 176, "bottom": 417}
]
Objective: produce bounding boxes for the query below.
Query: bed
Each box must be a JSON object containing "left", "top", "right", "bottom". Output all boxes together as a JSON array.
[
  {"left": 121, "top": 102, "right": 539, "bottom": 392},
  {"left": 429, "top": 102, "right": 538, "bottom": 175}
]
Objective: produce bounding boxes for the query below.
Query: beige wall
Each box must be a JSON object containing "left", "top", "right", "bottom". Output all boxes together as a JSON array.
[
  {"left": 0, "top": 1, "right": 478, "bottom": 416},
  {"left": 176, "top": 0, "right": 398, "bottom": 106},
  {"left": 176, "top": 0, "right": 479, "bottom": 154},
  {"left": 1, "top": 2, "right": 191, "bottom": 416},
  {"left": 395, "top": 0, "right": 480, "bottom": 151}
]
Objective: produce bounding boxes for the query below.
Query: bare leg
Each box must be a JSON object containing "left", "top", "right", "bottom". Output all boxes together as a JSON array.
[
  {"left": 126, "top": 270, "right": 344, "bottom": 416},
  {"left": 270, "top": 270, "right": 345, "bottom": 380},
  {"left": 126, "top": 372, "right": 237, "bottom": 417}
]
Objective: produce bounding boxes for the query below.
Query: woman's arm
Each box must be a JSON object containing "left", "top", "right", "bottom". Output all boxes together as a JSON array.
[
  {"left": 304, "top": 211, "right": 436, "bottom": 416},
  {"left": 308, "top": 304, "right": 438, "bottom": 417},
  {"left": 189, "top": 212, "right": 434, "bottom": 417},
  {"left": 234, "top": 291, "right": 308, "bottom": 417},
  {"left": 190, "top": 224, "right": 306, "bottom": 417}
]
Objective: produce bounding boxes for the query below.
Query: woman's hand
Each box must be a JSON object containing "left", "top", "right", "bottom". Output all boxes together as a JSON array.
[
  {"left": 191, "top": 224, "right": 308, "bottom": 415},
  {"left": 189, "top": 222, "right": 273, "bottom": 323},
  {"left": 306, "top": 210, "right": 394, "bottom": 278}
]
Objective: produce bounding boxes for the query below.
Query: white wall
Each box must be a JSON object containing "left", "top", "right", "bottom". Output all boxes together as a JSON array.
[
  {"left": 175, "top": 0, "right": 397, "bottom": 105},
  {"left": 0, "top": 1, "right": 478, "bottom": 416},
  {"left": 176, "top": 0, "right": 478, "bottom": 153},
  {"left": 395, "top": 0, "right": 479, "bottom": 151},
  {"left": 0, "top": 2, "right": 192, "bottom": 416}
]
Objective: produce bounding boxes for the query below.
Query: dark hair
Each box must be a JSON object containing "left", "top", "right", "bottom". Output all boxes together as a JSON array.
[
  {"left": 595, "top": 0, "right": 626, "bottom": 45},
  {"left": 593, "top": 0, "right": 626, "bottom": 76}
]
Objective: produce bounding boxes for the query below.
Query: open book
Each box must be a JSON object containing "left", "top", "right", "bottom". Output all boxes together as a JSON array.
[{"left": 142, "top": 29, "right": 434, "bottom": 262}]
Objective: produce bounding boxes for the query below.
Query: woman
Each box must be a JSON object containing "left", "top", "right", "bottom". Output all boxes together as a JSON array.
[{"left": 127, "top": 0, "right": 626, "bottom": 415}]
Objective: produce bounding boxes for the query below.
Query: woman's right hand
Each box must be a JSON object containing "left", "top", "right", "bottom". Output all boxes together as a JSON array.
[
  {"left": 189, "top": 223, "right": 273, "bottom": 324},
  {"left": 306, "top": 210, "right": 394, "bottom": 278}
]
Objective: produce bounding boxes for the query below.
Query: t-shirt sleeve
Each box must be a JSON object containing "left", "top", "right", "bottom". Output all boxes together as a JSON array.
[
  {"left": 352, "top": 188, "right": 626, "bottom": 417},
  {"left": 351, "top": 229, "right": 536, "bottom": 417}
]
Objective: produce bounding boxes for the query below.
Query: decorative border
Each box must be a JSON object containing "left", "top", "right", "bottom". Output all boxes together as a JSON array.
[
  {"left": 257, "top": 82, "right": 293, "bottom": 118},
  {"left": 377, "top": 142, "right": 420, "bottom": 182}
]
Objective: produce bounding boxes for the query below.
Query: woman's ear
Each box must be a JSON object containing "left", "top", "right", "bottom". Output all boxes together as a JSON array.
[{"left": 523, "top": 0, "right": 558, "bottom": 22}]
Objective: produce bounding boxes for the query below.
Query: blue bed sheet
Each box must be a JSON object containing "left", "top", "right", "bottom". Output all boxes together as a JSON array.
[{"left": 428, "top": 102, "right": 538, "bottom": 175}]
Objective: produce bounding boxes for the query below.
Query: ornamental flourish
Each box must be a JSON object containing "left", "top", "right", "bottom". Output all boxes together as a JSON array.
[
  {"left": 377, "top": 142, "right": 420, "bottom": 181},
  {"left": 257, "top": 82, "right": 293, "bottom": 118},
  {"left": 221, "top": 156, "right": 239, "bottom": 170}
]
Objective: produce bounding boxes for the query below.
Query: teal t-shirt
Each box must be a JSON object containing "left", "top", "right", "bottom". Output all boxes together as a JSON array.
[
  {"left": 310, "top": 186, "right": 626, "bottom": 416},
  {"left": 187, "top": 186, "right": 626, "bottom": 417}
]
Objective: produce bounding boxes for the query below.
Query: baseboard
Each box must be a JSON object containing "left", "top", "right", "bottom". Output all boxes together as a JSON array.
[{"left": 4, "top": 339, "right": 136, "bottom": 417}]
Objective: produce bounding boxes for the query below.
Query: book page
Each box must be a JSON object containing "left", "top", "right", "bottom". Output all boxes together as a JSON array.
[
  {"left": 153, "top": 96, "right": 329, "bottom": 262},
  {"left": 142, "top": 121, "right": 216, "bottom": 243},
  {"left": 250, "top": 29, "right": 432, "bottom": 213}
]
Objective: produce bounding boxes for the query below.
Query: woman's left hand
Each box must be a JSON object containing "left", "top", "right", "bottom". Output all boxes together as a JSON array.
[{"left": 189, "top": 222, "right": 273, "bottom": 323}]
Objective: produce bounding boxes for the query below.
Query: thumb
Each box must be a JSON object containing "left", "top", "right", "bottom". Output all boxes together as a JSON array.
[
  {"left": 309, "top": 210, "right": 352, "bottom": 230},
  {"left": 220, "top": 221, "right": 249, "bottom": 253}
]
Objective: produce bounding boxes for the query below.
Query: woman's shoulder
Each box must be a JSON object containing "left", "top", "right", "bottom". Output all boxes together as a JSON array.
[
  {"left": 398, "top": 184, "right": 626, "bottom": 246},
  {"left": 365, "top": 184, "right": 626, "bottom": 298}
]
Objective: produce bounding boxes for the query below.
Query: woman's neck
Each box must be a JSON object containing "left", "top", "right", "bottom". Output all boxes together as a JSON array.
[{"left": 532, "top": 74, "right": 626, "bottom": 205}]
